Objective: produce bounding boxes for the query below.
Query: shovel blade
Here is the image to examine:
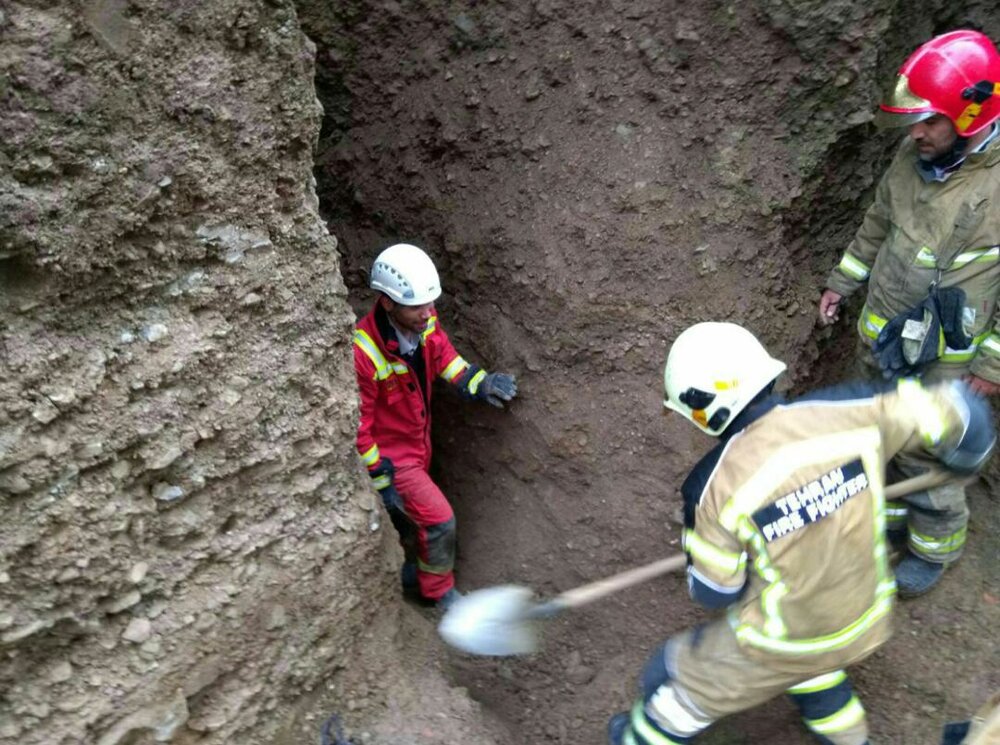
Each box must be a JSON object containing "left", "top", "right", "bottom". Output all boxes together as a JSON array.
[{"left": 437, "top": 585, "right": 540, "bottom": 656}]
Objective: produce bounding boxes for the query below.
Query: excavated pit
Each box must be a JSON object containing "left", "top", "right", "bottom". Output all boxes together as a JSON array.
[
  {"left": 1, "top": 2, "right": 998, "bottom": 744},
  {"left": 309, "top": 1, "right": 1000, "bottom": 743}
]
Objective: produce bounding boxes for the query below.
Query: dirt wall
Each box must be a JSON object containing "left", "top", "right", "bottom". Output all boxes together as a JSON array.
[{"left": 0, "top": 2, "right": 437, "bottom": 743}]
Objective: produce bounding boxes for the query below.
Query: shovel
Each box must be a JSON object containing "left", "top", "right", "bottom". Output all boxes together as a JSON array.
[{"left": 437, "top": 469, "right": 970, "bottom": 656}]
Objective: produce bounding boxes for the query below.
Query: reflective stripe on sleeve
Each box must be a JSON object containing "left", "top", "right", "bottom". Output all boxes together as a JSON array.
[
  {"left": 858, "top": 306, "right": 886, "bottom": 341},
  {"left": 683, "top": 529, "right": 746, "bottom": 576},
  {"left": 371, "top": 474, "right": 391, "bottom": 490},
  {"left": 440, "top": 355, "right": 469, "bottom": 382},
  {"left": 951, "top": 245, "right": 1000, "bottom": 267},
  {"left": 467, "top": 369, "right": 487, "bottom": 395},
  {"left": 838, "top": 254, "right": 871, "bottom": 281},
  {"left": 915, "top": 246, "right": 937, "bottom": 268},
  {"left": 360, "top": 444, "right": 380, "bottom": 468},
  {"left": 980, "top": 333, "right": 1000, "bottom": 358},
  {"left": 896, "top": 378, "right": 946, "bottom": 447},
  {"left": 914, "top": 245, "right": 999, "bottom": 268}
]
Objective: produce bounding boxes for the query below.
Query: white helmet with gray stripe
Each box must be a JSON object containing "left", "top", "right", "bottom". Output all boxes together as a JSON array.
[{"left": 370, "top": 243, "right": 442, "bottom": 306}]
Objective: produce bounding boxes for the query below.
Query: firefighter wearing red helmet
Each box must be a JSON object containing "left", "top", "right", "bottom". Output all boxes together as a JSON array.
[
  {"left": 818, "top": 30, "right": 1000, "bottom": 597},
  {"left": 875, "top": 29, "right": 1000, "bottom": 136}
]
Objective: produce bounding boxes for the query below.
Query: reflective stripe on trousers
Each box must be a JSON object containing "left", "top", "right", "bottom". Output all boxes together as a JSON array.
[{"left": 787, "top": 670, "right": 869, "bottom": 745}]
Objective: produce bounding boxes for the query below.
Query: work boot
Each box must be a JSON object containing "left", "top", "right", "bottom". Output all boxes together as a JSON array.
[
  {"left": 896, "top": 552, "right": 945, "bottom": 598},
  {"left": 436, "top": 588, "right": 463, "bottom": 612},
  {"left": 400, "top": 562, "right": 418, "bottom": 593},
  {"left": 607, "top": 712, "right": 630, "bottom": 745}
]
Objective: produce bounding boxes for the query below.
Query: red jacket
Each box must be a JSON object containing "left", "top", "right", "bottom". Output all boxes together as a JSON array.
[{"left": 353, "top": 304, "right": 484, "bottom": 473}]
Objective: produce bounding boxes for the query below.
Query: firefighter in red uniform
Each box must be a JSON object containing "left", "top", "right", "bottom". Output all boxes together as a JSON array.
[{"left": 353, "top": 243, "right": 517, "bottom": 610}]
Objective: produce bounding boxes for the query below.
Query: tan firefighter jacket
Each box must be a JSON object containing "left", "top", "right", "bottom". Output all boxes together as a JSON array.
[
  {"left": 826, "top": 134, "right": 1000, "bottom": 382},
  {"left": 683, "top": 380, "right": 974, "bottom": 674}
]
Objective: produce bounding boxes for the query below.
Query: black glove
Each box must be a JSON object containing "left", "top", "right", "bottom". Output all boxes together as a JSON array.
[
  {"left": 873, "top": 296, "right": 942, "bottom": 379},
  {"left": 369, "top": 457, "right": 403, "bottom": 512},
  {"left": 477, "top": 372, "right": 518, "bottom": 408},
  {"left": 935, "top": 286, "right": 971, "bottom": 351}
]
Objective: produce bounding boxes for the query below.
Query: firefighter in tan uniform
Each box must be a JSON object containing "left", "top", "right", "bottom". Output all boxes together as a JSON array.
[
  {"left": 818, "top": 31, "right": 1000, "bottom": 596},
  {"left": 608, "top": 322, "right": 995, "bottom": 745}
]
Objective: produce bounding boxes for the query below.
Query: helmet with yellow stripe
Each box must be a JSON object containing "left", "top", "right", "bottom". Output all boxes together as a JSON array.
[
  {"left": 663, "top": 322, "right": 787, "bottom": 436},
  {"left": 875, "top": 30, "right": 1000, "bottom": 136}
]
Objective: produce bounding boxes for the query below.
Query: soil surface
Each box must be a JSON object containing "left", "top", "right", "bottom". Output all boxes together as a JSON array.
[{"left": 310, "top": 1, "right": 1000, "bottom": 743}]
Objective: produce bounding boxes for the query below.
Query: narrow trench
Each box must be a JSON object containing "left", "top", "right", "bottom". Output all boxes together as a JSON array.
[{"left": 301, "top": 2, "right": 999, "bottom": 743}]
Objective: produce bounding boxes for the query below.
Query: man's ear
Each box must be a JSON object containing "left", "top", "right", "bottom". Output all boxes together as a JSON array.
[{"left": 378, "top": 294, "right": 394, "bottom": 312}]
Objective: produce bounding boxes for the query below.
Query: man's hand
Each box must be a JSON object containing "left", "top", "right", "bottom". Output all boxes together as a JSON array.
[
  {"left": 478, "top": 372, "right": 518, "bottom": 408},
  {"left": 964, "top": 373, "right": 1000, "bottom": 397},
  {"left": 370, "top": 457, "right": 404, "bottom": 511},
  {"left": 819, "top": 289, "right": 843, "bottom": 326}
]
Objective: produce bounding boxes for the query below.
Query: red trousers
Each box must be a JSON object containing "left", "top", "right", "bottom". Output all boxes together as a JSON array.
[{"left": 392, "top": 465, "right": 456, "bottom": 600}]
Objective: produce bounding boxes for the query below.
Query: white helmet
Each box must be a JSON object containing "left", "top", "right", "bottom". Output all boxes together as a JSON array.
[
  {"left": 370, "top": 243, "right": 442, "bottom": 306},
  {"left": 663, "top": 322, "right": 786, "bottom": 436}
]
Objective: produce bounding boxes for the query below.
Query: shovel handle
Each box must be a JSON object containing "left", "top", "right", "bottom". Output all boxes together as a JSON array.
[
  {"left": 883, "top": 469, "right": 971, "bottom": 500},
  {"left": 546, "top": 553, "right": 688, "bottom": 613},
  {"left": 537, "top": 471, "right": 965, "bottom": 616}
]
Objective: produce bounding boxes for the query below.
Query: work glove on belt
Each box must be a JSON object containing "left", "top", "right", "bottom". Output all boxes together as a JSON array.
[
  {"left": 369, "top": 457, "right": 404, "bottom": 513},
  {"left": 873, "top": 287, "right": 970, "bottom": 380},
  {"left": 476, "top": 372, "right": 518, "bottom": 408}
]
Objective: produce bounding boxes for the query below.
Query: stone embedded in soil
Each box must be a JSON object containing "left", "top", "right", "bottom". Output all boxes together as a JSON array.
[
  {"left": 265, "top": 605, "right": 288, "bottom": 630},
  {"left": 122, "top": 618, "right": 152, "bottom": 644},
  {"left": 141, "top": 323, "right": 169, "bottom": 343},
  {"left": 31, "top": 399, "right": 60, "bottom": 424},
  {"left": 152, "top": 482, "right": 185, "bottom": 502},
  {"left": 48, "top": 660, "right": 73, "bottom": 683},
  {"left": 143, "top": 444, "right": 183, "bottom": 471},
  {"left": 129, "top": 562, "right": 149, "bottom": 584}
]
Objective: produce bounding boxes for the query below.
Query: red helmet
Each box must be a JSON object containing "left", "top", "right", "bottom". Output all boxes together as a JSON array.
[{"left": 876, "top": 30, "right": 1000, "bottom": 136}]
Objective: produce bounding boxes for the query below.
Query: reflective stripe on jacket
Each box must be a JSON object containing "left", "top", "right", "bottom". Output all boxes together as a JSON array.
[
  {"left": 354, "top": 304, "right": 472, "bottom": 472},
  {"left": 684, "top": 380, "right": 970, "bottom": 673},
  {"left": 826, "top": 135, "right": 1000, "bottom": 381}
]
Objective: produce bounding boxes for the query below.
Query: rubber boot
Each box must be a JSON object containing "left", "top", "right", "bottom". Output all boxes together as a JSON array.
[
  {"left": 896, "top": 552, "right": 945, "bottom": 598},
  {"left": 607, "top": 712, "right": 630, "bottom": 745},
  {"left": 436, "top": 588, "right": 462, "bottom": 612},
  {"left": 400, "top": 561, "right": 418, "bottom": 593}
]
